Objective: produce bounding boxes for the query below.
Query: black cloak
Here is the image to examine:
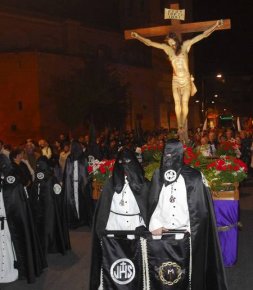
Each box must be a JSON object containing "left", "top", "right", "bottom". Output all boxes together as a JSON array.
[
  {"left": 89, "top": 148, "right": 150, "bottom": 290},
  {"left": 30, "top": 156, "right": 71, "bottom": 256},
  {"left": 0, "top": 154, "right": 47, "bottom": 283},
  {"left": 63, "top": 140, "right": 93, "bottom": 228},
  {"left": 148, "top": 140, "right": 228, "bottom": 290}
]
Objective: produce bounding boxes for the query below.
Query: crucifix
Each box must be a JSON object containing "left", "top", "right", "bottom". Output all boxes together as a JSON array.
[{"left": 124, "top": 3, "right": 231, "bottom": 142}]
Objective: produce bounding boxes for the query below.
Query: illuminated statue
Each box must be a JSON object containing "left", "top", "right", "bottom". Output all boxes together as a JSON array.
[{"left": 131, "top": 20, "right": 223, "bottom": 140}]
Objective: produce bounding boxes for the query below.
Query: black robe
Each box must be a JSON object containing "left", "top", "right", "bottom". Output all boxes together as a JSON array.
[
  {"left": 89, "top": 177, "right": 150, "bottom": 290},
  {"left": 2, "top": 175, "right": 47, "bottom": 283},
  {"left": 148, "top": 167, "right": 228, "bottom": 290},
  {"left": 63, "top": 155, "right": 93, "bottom": 228},
  {"left": 30, "top": 174, "right": 71, "bottom": 256}
]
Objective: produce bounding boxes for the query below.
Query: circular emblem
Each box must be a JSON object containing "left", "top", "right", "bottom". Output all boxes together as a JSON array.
[
  {"left": 37, "top": 172, "right": 44, "bottom": 180},
  {"left": 53, "top": 184, "right": 62, "bottom": 195},
  {"left": 164, "top": 170, "right": 177, "bottom": 182},
  {"left": 159, "top": 261, "right": 182, "bottom": 286},
  {"left": 6, "top": 176, "right": 15, "bottom": 184},
  {"left": 110, "top": 258, "right": 135, "bottom": 285}
]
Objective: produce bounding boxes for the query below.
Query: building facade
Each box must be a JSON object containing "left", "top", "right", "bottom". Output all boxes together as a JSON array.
[{"left": 0, "top": 1, "right": 200, "bottom": 144}]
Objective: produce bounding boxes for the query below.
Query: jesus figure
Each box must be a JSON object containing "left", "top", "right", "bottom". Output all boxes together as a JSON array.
[{"left": 131, "top": 20, "right": 223, "bottom": 136}]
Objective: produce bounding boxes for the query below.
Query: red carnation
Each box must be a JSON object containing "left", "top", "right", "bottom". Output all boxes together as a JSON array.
[
  {"left": 195, "top": 161, "right": 200, "bottom": 167},
  {"left": 99, "top": 166, "right": 106, "bottom": 174}
]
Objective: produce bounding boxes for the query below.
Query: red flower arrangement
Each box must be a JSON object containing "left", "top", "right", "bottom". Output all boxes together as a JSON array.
[
  {"left": 201, "top": 155, "right": 247, "bottom": 191},
  {"left": 183, "top": 145, "right": 208, "bottom": 170},
  {"left": 207, "top": 156, "right": 247, "bottom": 172},
  {"left": 183, "top": 146, "right": 248, "bottom": 190},
  {"left": 88, "top": 159, "right": 115, "bottom": 184},
  {"left": 141, "top": 144, "right": 164, "bottom": 152}
]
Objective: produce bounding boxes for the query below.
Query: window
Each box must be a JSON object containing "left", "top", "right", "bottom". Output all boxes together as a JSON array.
[
  {"left": 11, "top": 124, "right": 17, "bottom": 132},
  {"left": 18, "top": 101, "right": 23, "bottom": 111}
]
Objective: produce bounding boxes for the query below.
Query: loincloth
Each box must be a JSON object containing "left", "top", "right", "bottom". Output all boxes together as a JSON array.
[{"left": 172, "top": 75, "right": 197, "bottom": 96}]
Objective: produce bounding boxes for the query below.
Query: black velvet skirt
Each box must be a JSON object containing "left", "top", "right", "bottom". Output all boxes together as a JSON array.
[{"left": 101, "top": 230, "right": 190, "bottom": 290}]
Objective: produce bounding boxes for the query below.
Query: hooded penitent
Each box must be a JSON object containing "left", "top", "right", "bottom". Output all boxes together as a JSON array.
[
  {"left": 63, "top": 140, "right": 93, "bottom": 228},
  {"left": 30, "top": 156, "right": 71, "bottom": 256},
  {"left": 159, "top": 138, "right": 183, "bottom": 186},
  {"left": 112, "top": 148, "right": 144, "bottom": 194},
  {"left": 0, "top": 154, "right": 47, "bottom": 283},
  {"left": 148, "top": 139, "right": 228, "bottom": 290},
  {"left": 89, "top": 148, "right": 150, "bottom": 290},
  {"left": 0, "top": 154, "right": 19, "bottom": 283}
]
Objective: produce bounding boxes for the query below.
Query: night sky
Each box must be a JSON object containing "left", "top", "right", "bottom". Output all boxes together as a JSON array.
[
  {"left": 192, "top": 0, "right": 253, "bottom": 76},
  {"left": 0, "top": 0, "right": 252, "bottom": 76}
]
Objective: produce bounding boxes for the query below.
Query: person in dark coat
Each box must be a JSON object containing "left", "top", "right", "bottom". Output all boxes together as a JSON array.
[
  {"left": 30, "top": 156, "right": 71, "bottom": 256},
  {"left": 9, "top": 148, "right": 33, "bottom": 188},
  {"left": 148, "top": 139, "right": 228, "bottom": 290},
  {"left": 0, "top": 154, "right": 47, "bottom": 284},
  {"left": 89, "top": 147, "right": 150, "bottom": 290},
  {"left": 63, "top": 140, "right": 93, "bottom": 228}
]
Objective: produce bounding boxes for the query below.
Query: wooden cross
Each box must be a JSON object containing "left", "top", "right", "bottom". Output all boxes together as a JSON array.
[{"left": 124, "top": 3, "right": 231, "bottom": 40}]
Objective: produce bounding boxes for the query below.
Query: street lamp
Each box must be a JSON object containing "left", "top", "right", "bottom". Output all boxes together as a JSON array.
[{"left": 201, "top": 73, "right": 224, "bottom": 124}]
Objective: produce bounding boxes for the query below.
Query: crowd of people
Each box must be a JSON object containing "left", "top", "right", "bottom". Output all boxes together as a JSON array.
[
  {"left": 0, "top": 125, "right": 252, "bottom": 285},
  {"left": 0, "top": 127, "right": 252, "bottom": 179}
]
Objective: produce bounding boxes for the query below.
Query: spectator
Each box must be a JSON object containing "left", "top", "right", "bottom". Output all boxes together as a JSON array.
[
  {"left": 24, "top": 139, "right": 39, "bottom": 171},
  {"left": 59, "top": 142, "right": 70, "bottom": 174},
  {"left": 239, "top": 130, "right": 252, "bottom": 168},
  {"left": 208, "top": 131, "right": 218, "bottom": 156},
  {"left": 9, "top": 148, "right": 33, "bottom": 188},
  {"left": 38, "top": 139, "right": 52, "bottom": 160},
  {"left": 196, "top": 136, "right": 211, "bottom": 157},
  {"left": 0, "top": 140, "right": 10, "bottom": 158}
]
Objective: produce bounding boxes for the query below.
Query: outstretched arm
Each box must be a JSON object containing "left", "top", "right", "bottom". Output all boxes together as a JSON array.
[
  {"left": 185, "top": 20, "right": 224, "bottom": 51},
  {"left": 131, "top": 32, "right": 166, "bottom": 50}
]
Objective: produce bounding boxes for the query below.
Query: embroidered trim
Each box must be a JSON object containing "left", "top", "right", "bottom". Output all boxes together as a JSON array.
[
  {"left": 73, "top": 161, "right": 79, "bottom": 218},
  {"left": 189, "top": 234, "right": 192, "bottom": 290},
  {"left": 24, "top": 187, "right": 29, "bottom": 199},
  {"left": 141, "top": 237, "right": 150, "bottom": 290}
]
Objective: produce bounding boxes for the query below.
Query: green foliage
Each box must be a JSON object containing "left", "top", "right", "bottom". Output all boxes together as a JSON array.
[
  {"left": 144, "top": 162, "right": 160, "bottom": 181},
  {"left": 141, "top": 145, "right": 163, "bottom": 163},
  {"left": 142, "top": 147, "right": 162, "bottom": 180}
]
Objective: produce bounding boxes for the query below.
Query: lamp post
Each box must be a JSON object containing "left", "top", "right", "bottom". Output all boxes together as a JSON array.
[{"left": 201, "top": 73, "right": 224, "bottom": 125}]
